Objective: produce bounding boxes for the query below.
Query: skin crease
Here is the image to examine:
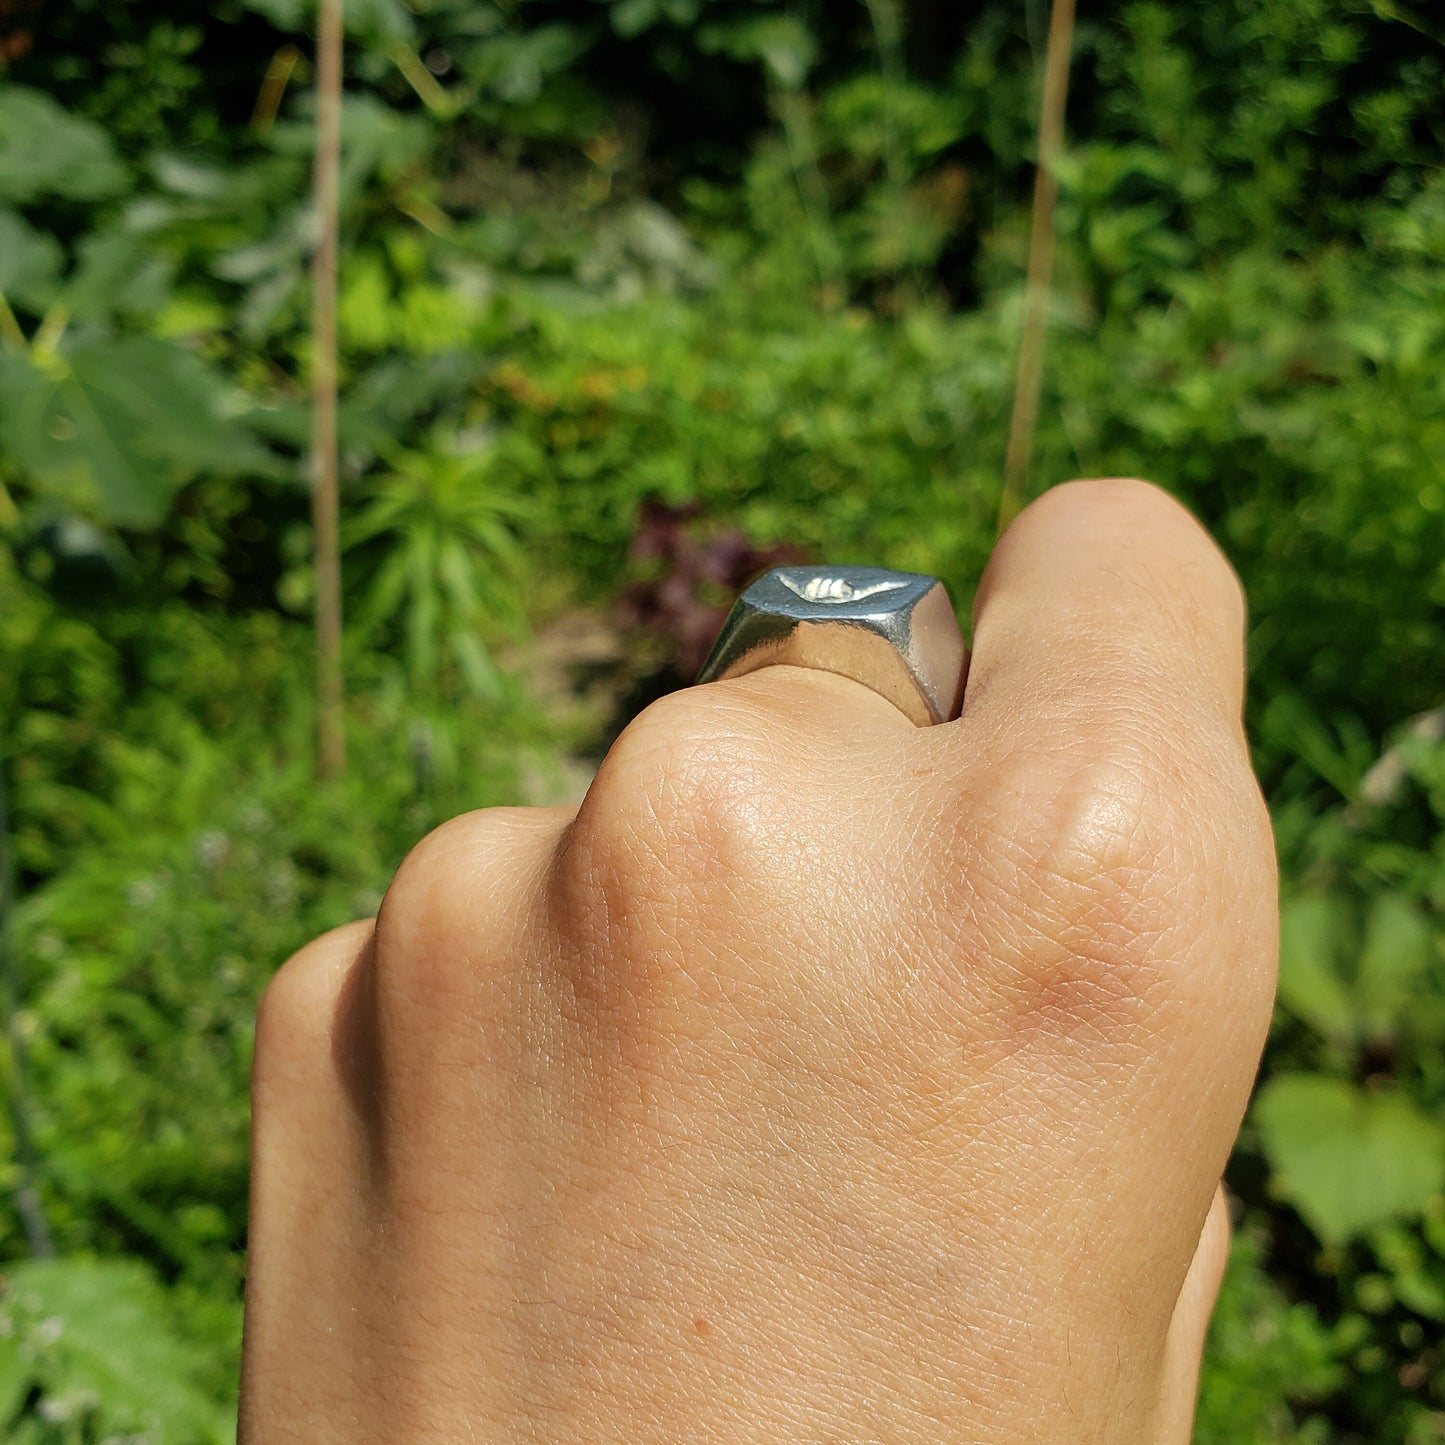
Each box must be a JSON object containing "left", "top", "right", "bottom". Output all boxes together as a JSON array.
[{"left": 239, "top": 479, "right": 1278, "bottom": 1444}]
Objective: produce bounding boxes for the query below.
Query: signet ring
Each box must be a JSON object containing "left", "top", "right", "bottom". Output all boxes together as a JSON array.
[{"left": 695, "top": 566, "right": 968, "bottom": 727}]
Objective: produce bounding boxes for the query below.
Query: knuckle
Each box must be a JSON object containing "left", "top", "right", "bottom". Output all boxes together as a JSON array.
[
  {"left": 573, "top": 688, "right": 784, "bottom": 905},
  {"left": 371, "top": 807, "right": 539, "bottom": 1010},
  {"left": 550, "top": 688, "right": 806, "bottom": 1025},
  {"left": 373, "top": 811, "right": 475, "bottom": 959},
  {"left": 966, "top": 736, "right": 1204, "bottom": 1044},
  {"left": 253, "top": 920, "right": 372, "bottom": 1099},
  {"left": 966, "top": 716, "right": 1275, "bottom": 1053}
]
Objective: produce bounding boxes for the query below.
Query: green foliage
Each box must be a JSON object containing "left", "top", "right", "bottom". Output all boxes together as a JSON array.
[
  {"left": 1231, "top": 723, "right": 1445, "bottom": 1437},
  {"left": 0, "top": 596, "right": 552, "bottom": 1437},
  {"left": 0, "top": 90, "right": 127, "bottom": 205},
  {"left": 1277, "top": 891, "right": 1436, "bottom": 1050},
  {"left": 344, "top": 431, "right": 531, "bottom": 700},
  {"left": 0, "top": 86, "right": 277, "bottom": 531},
  {"left": 3, "top": 0, "right": 1445, "bottom": 1438},
  {"left": 1256, "top": 1075, "right": 1445, "bottom": 1246},
  {"left": 1196, "top": 1226, "right": 1343, "bottom": 1444},
  {"left": 0, "top": 339, "right": 272, "bottom": 529},
  {"left": 0, "top": 1257, "right": 234, "bottom": 1444}
]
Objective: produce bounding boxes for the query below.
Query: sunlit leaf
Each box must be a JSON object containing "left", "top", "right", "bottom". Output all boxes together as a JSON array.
[
  {"left": 2, "top": 1256, "right": 231, "bottom": 1442},
  {"left": 1255, "top": 1074, "right": 1445, "bottom": 1245},
  {"left": 344, "top": 436, "right": 528, "bottom": 699}
]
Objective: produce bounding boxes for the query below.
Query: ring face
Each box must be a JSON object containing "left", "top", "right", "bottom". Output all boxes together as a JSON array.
[{"left": 695, "top": 565, "right": 967, "bottom": 726}]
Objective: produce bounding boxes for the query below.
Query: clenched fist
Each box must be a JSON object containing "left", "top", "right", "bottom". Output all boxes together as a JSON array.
[{"left": 239, "top": 480, "right": 1277, "bottom": 1443}]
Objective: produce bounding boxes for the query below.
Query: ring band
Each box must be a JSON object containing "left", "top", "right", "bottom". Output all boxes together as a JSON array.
[{"left": 695, "top": 566, "right": 967, "bottom": 726}]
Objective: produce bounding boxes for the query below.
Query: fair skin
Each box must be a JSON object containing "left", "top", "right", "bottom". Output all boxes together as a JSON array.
[{"left": 239, "top": 478, "right": 1278, "bottom": 1443}]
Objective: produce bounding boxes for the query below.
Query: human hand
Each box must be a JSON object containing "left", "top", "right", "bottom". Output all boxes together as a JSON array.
[{"left": 239, "top": 479, "right": 1277, "bottom": 1443}]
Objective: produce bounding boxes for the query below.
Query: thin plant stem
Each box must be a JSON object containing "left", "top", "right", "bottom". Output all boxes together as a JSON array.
[
  {"left": 864, "top": 0, "right": 919, "bottom": 292},
  {"left": 0, "top": 289, "right": 27, "bottom": 355},
  {"left": 777, "top": 88, "right": 843, "bottom": 293},
  {"left": 997, "top": 0, "right": 1077, "bottom": 534},
  {"left": 252, "top": 45, "right": 302, "bottom": 136},
  {"left": 312, "top": 0, "right": 346, "bottom": 779},
  {"left": 865, "top": 0, "right": 905, "bottom": 193},
  {"left": 387, "top": 40, "right": 455, "bottom": 117},
  {"left": 0, "top": 756, "right": 54, "bottom": 1258}
]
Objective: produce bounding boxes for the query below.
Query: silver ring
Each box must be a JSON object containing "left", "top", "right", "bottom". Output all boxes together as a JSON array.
[{"left": 695, "top": 565, "right": 967, "bottom": 727}]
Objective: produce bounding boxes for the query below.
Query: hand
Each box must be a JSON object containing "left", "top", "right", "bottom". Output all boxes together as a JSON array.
[{"left": 239, "top": 479, "right": 1277, "bottom": 1443}]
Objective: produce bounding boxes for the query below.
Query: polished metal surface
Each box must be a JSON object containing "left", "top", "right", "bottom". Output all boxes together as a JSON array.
[{"left": 695, "top": 565, "right": 968, "bottom": 726}]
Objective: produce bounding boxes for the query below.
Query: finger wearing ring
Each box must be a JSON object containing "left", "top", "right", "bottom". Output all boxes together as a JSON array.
[{"left": 695, "top": 565, "right": 968, "bottom": 727}]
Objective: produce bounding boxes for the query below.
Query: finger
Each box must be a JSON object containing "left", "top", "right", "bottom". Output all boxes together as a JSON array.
[
  {"left": 959, "top": 477, "right": 1248, "bottom": 752},
  {"left": 922, "top": 480, "right": 1276, "bottom": 1193},
  {"left": 251, "top": 918, "right": 376, "bottom": 1141},
  {"left": 1157, "top": 1183, "right": 1232, "bottom": 1444},
  {"left": 243, "top": 807, "right": 573, "bottom": 1434},
  {"left": 244, "top": 920, "right": 378, "bottom": 1441},
  {"left": 935, "top": 476, "right": 1273, "bottom": 1021}
]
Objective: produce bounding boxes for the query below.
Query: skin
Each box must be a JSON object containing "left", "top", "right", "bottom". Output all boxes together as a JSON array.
[{"left": 239, "top": 479, "right": 1278, "bottom": 1443}]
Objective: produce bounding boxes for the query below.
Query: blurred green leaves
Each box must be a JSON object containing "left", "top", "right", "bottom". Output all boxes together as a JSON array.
[
  {"left": 1195, "top": 1225, "right": 1345, "bottom": 1443},
  {"left": 0, "top": 89, "right": 126, "bottom": 205},
  {"left": 701, "top": 15, "right": 817, "bottom": 90},
  {"left": 3, "top": 1, "right": 1445, "bottom": 1440},
  {"left": 239, "top": 0, "right": 415, "bottom": 45},
  {"left": 0, "top": 215, "right": 62, "bottom": 314},
  {"left": 0, "top": 338, "right": 271, "bottom": 528},
  {"left": 0, "top": 1257, "right": 234, "bottom": 1443},
  {"left": 0, "top": 85, "right": 277, "bottom": 530},
  {"left": 1277, "top": 891, "right": 1436, "bottom": 1050},
  {"left": 345, "top": 434, "right": 530, "bottom": 701},
  {"left": 1261, "top": 842, "right": 1445, "bottom": 1251},
  {"left": 1256, "top": 1076, "right": 1445, "bottom": 1246}
]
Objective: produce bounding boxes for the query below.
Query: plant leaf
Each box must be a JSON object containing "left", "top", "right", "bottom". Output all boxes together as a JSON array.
[
  {"left": 1276, "top": 891, "right": 1358, "bottom": 1044},
  {"left": 0, "top": 209, "right": 62, "bottom": 313},
  {"left": 0, "top": 1327, "right": 33, "bottom": 1430},
  {"left": 1355, "top": 893, "right": 1435, "bottom": 1042},
  {"left": 238, "top": 0, "right": 414, "bottom": 42},
  {"left": 0, "top": 88, "right": 127, "bottom": 204},
  {"left": 60, "top": 229, "right": 175, "bottom": 322},
  {"left": 0, "top": 338, "right": 271, "bottom": 527},
  {"left": 701, "top": 16, "right": 817, "bottom": 91},
  {"left": 1255, "top": 1074, "right": 1445, "bottom": 1245},
  {"left": 2, "top": 1256, "right": 232, "bottom": 1441},
  {"left": 451, "top": 628, "right": 502, "bottom": 701}
]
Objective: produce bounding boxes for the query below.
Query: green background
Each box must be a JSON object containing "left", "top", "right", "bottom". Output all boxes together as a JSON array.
[{"left": 2, "top": 0, "right": 1444, "bottom": 1438}]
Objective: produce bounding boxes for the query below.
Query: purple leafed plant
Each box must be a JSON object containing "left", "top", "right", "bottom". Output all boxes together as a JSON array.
[{"left": 618, "top": 499, "right": 811, "bottom": 678}]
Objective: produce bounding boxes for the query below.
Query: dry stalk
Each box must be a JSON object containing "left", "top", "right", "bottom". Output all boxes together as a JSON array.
[
  {"left": 997, "top": 0, "right": 1078, "bottom": 534},
  {"left": 311, "top": 0, "right": 345, "bottom": 778}
]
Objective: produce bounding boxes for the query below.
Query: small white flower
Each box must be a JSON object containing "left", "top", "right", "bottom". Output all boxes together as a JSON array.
[
  {"left": 195, "top": 830, "right": 231, "bottom": 869},
  {"left": 36, "top": 1392, "right": 70, "bottom": 1421},
  {"left": 127, "top": 877, "right": 160, "bottom": 909}
]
